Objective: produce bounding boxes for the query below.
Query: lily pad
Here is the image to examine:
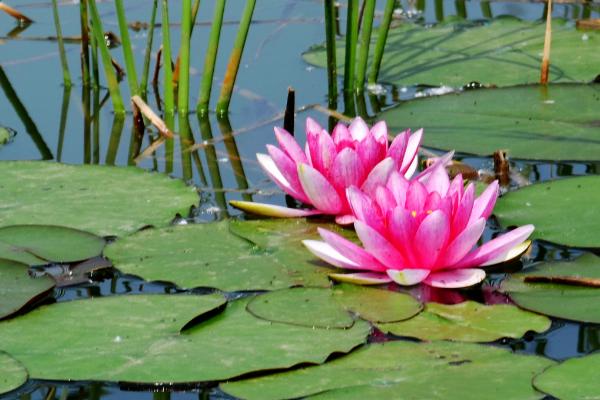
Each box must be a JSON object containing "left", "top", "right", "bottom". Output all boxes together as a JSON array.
[
  {"left": 379, "top": 84, "right": 600, "bottom": 161},
  {"left": 0, "top": 294, "right": 370, "bottom": 383},
  {"left": 533, "top": 352, "right": 600, "bottom": 400},
  {"left": 0, "top": 258, "right": 55, "bottom": 319},
  {"left": 377, "top": 301, "right": 550, "bottom": 342},
  {"left": 247, "top": 285, "right": 421, "bottom": 328},
  {"left": 0, "top": 161, "right": 198, "bottom": 237},
  {"left": 0, "top": 352, "right": 27, "bottom": 395},
  {"left": 221, "top": 340, "right": 554, "bottom": 400},
  {"left": 304, "top": 18, "right": 600, "bottom": 87},
  {"left": 501, "top": 253, "right": 600, "bottom": 323},
  {"left": 495, "top": 175, "right": 600, "bottom": 247},
  {"left": 105, "top": 222, "right": 331, "bottom": 291},
  {"left": 0, "top": 225, "right": 105, "bottom": 264}
]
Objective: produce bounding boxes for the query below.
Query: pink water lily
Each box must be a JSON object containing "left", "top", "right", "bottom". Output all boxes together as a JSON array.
[
  {"left": 303, "top": 164, "right": 534, "bottom": 288},
  {"left": 230, "top": 117, "right": 429, "bottom": 224}
]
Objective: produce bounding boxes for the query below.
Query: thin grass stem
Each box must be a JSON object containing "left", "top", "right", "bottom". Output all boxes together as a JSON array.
[
  {"left": 356, "top": 0, "right": 375, "bottom": 92},
  {"left": 197, "top": 0, "right": 226, "bottom": 116},
  {"left": 51, "top": 0, "right": 71, "bottom": 87},
  {"left": 343, "top": 0, "right": 359, "bottom": 93},
  {"left": 540, "top": 0, "right": 552, "bottom": 84},
  {"left": 140, "top": 0, "right": 158, "bottom": 100},
  {"left": 177, "top": 0, "right": 193, "bottom": 115},
  {"left": 161, "top": 0, "right": 175, "bottom": 116},
  {"left": 216, "top": 0, "right": 257, "bottom": 116},
  {"left": 324, "top": 0, "right": 338, "bottom": 106},
  {"left": 368, "top": 0, "right": 394, "bottom": 85},
  {"left": 79, "top": 0, "right": 90, "bottom": 86},
  {"left": 114, "top": 0, "right": 140, "bottom": 96}
]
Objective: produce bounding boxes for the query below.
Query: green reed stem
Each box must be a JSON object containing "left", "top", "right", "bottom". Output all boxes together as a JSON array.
[
  {"left": 51, "top": 0, "right": 71, "bottom": 87},
  {"left": 88, "top": 0, "right": 125, "bottom": 113},
  {"left": 140, "top": 0, "right": 158, "bottom": 100},
  {"left": 79, "top": 0, "right": 90, "bottom": 86},
  {"left": 114, "top": 0, "right": 140, "bottom": 96},
  {"left": 216, "top": 0, "right": 256, "bottom": 116},
  {"left": 90, "top": 23, "right": 100, "bottom": 89},
  {"left": 480, "top": 1, "right": 492, "bottom": 19},
  {"left": 56, "top": 85, "right": 72, "bottom": 162},
  {"left": 197, "top": 0, "right": 226, "bottom": 116},
  {"left": 324, "top": 0, "right": 337, "bottom": 105},
  {"left": 368, "top": 0, "right": 394, "bottom": 85},
  {"left": 161, "top": 0, "right": 175, "bottom": 116},
  {"left": 198, "top": 115, "right": 228, "bottom": 216},
  {"left": 217, "top": 116, "right": 252, "bottom": 201},
  {"left": 356, "top": 0, "right": 375, "bottom": 92},
  {"left": 177, "top": 0, "right": 192, "bottom": 115},
  {"left": 343, "top": 0, "right": 359, "bottom": 93},
  {"left": 105, "top": 114, "right": 125, "bottom": 165},
  {"left": 455, "top": 0, "right": 467, "bottom": 19}
]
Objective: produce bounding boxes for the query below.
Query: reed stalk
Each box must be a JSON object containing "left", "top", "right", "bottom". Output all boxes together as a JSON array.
[
  {"left": 368, "top": 0, "right": 394, "bottom": 85},
  {"left": 56, "top": 86, "right": 72, "bottom": 162},
  {"left": 140, "top": 0, "right": 158, "bottom": 100},
  {"left": 114, "top": 0, "right": 140, "bottom": 96},
  {"left": 88, "top": 0, "right": 125, "bottom": 113},
  {"left": 324, "top": 0, "right": 338, "bottom": 105},
  {"left": 217, "top": 116, "right": 252, "bottom": 201},
  {"left": 540, "top": 0, "right": 552, "bottom": 84},
  {"left": 343, "top": 0, "right": 359, "bottom": 93},
  {"left": 172, "top": 0, "right": 201, "bottom": 86},
  {"left": 284, "top": 87, "right": 295, "bottom": 135},
  {"left": 480, "top": 1, "right": 492, "bottom": 19},
  {"left": 0, "top": 3, "right": 33, "bottom": 23},
  {"left": 197, "top": 0, "right": 227, "bottom": 116},
  {"left": 105, "top": 114, "right": 125, "bottom": 165},
  {"left": 216, "top": 0, "right": 257, "bottom": 116},
  {"left": 90, "top": 24, "right": 100, "bottom": 89},
  {"left": 177, "top": 0, "right": 193, "bottom": 115},
  {"left": 79, "top": 0, "right": 90, "bottom": 87},
  {"left": 132, "top": 95, "right": 174, "bottom": 138},
  {"left": 161, "top": 0, "right": 175, "bottom": 115},
  {"left": 356, "top": 0, "right": 375, "bottom": 92},
  {"left": 455, "top": 0, "right": 467, "bottom": 19},
  {"left": 51, "top": 0, "right": 71, "bottom": 87},
  {"left": 198, "top": 116, "right": 228, "bottom": 215}
]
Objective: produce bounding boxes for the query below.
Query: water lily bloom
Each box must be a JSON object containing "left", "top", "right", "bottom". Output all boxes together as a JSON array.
[
  {"left": 303, "top": 165, "right": 534, "bottom": 288},
  {"left": 231, "top": 117, "right": 436, "bottom": 224}
]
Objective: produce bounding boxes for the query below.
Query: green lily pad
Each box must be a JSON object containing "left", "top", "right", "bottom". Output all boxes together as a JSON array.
[
  {"left": 105, "top": 222, "right": 331, "bottom": 291},
  {"left": 303, "top": 18, "right": 600, "bottom": 87},
  {"left": 501, "top": 253, "right": 600, "bottom": 323},
  {"left": 533, "top": 352, "right": 600, "bottom": 400},
  {"left": 495, "top": 175, "right": 600, "bottom": 247},
  {"left": 247, "top": 285, "right": 421, "bottom": 328},
  {"left": 379, "top": 84, "right": 600, "bottom": 161},
  {"left": 0, "top": 225, "right": 105, "bottom": 264},
  {"left": 0, "top": 161, "right": 198, "bottom": 237},
  {"left": 0, "top": 352, "right": 27, "bottom": 395},
  {"left": 221, "top": 340, "right": 554, "bottom": 400},
  {"left": 0, "top": 258, "right": 55, "bottom": 320},
  {"left": 0, "top": 294, "right": 370, "bottom": 383},
  {"left": 377, "top": 301, "right": 550, "bottom": 342}
]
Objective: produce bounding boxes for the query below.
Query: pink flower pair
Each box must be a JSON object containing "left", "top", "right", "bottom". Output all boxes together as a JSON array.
[{"left": 231, "top": 118, "right": 533, "bottom": 288}]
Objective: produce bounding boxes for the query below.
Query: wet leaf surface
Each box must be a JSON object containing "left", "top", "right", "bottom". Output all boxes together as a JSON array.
[
  {"left": 0, "top": 352, "right": 27, "bottom": 395},
  {"left": 533, "top": 352, "right": 600, "bottom": 400}
]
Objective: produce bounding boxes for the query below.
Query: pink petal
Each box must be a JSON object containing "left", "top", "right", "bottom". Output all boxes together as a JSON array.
[
  {"left": 306, "top": 117, "right": 323, "bottom": 136},
  {"left": 421, "top": 163, "right": 450, "bottom": 197},
  {"left": 424, "top": 268, "right": 486, "bottom": 288},
  {"left": 266, "top": 145, "right": 309, "bottom": 203},
  {"left": 318, "top": 227, "right": 387, "bottom": 272},
  {"left": 229, "top": 201, "right": 321, "bottom": 218},
  {"left": 274, "top": 127, "right": 307, "bottom": 164},
  {"left": 405, "top": 180, "right": 428, "bottom": 214},
  {"left": 450, "top": 183, "right": 475, "bottom": 238},
  {"left": 388, "top": 207, "right": 420, "bottom": 267},
  {"left": 469, "top": 180, "right": 499, "bottom": 224},
  {"left": 297, "top": 163, "right": 343, "bottom": 214},
  {"left": 441, "top": 218, "right": 486, "bottom": 268},
  {"left": 313, "top": 129, "right": 337, "bottom": 174},
  {"left": 404, "top": 154, "right": 419, "bottom": 179},
  {"left": 335, "top": 214, "right": 355, "bottom": 225},
  {"left": 361, "top": 157, "right": 395, "bottom": 194},
  {"left": 357, "top": 132, "right": 386, "bottom": 172},
  {"left": 415, "top": 150, "right": 455, "bottom": 181},
  {"left": 455, "top": 225, "right": 535, "bottom": 268},
  {"left": 302, "top": 240, "right": 361, "bottom": 269},
  {"left": 388, "top": 130, "right": 409, "bottom": 165},
  {"left": 370, "top": 120, "right": 388, "bottom": 143},
  {"left": 374, "top": 186, "right": 397, "bottom": 212},
  {"left": 330, "top": 148, "right": 366, "bottom": 192},
  {"left": 386, "top": 171, "right": 409, "bottom": 208},
  {"left": 400, "top": 128, "right": 423, "bottom": 173},
  {"left": 354, "top": 220, "right": 407, "bottom": 270},
  {"left": 329, "top": 272, "right": 392, "bottom": 285},
  {"left": 448, "top": 174, "right": 464, "bottom": 198},
  {"left": 331, "top": 123, "right": 353, "bottom": 149},
  {"left": 349, "top": 117, "right": 369, "bottom": 141},
  {"left": 387, "top": 269, "right": 430, "bottom": 286},
  {"left": 346, "top": 186, "right": 385, "bottom": 233},
  {"left": 257, "top": 153, "right": 308, "bottom": 201},
  {"left": 414, "top": 210, "right": 450, "bottom": 270}
]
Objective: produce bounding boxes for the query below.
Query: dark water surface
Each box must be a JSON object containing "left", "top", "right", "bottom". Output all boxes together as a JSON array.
[{"left": 1, "top": 0, "right": 600, "bottom": 398}]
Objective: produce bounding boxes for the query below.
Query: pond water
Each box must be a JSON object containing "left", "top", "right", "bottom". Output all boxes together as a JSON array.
[{"left": 1, "top": 0, "right": 600, "bottom": 399}]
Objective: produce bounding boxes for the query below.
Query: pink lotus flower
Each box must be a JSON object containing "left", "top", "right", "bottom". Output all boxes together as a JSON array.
[
  {"left": 303, "top": 164, "right": 534, "bottom": 288},
  {"left": 230, "top": 117, "right": 436, "bottom": 224}
]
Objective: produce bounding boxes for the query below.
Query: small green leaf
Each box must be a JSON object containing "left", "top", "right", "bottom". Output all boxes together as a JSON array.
[
  {"left": 0, "top": 352, "right": 27, "bottom": 395},
  {"left": 377, "top": 301, "right": 550, "bottom": 342},
  {"left": 533, "top": 353, "right": 600, "bottom": 400}
]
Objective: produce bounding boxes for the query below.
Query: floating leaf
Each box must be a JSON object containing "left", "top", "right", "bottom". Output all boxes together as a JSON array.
[
  {"left": 303, "top": 18, "right": 600, "bottom": 87},
  {"left": 0, "top": 225, "right": 105, "bottom": 264},
  {"left": 105, "top": 222, "right": 331, "bottom": 291},
  {"left": 533, "top": 353, "right": 600, "bottom": 400},
  {"left": 495, "top": 175, "right": 600, "bottom": 247},
  {"left": 501, "top": 253, "right": 600, "bottom": 323},
  {"left": 0, "top": 294, "right": 370, "bottom": 383},
  {"left": 0, "top": 352, "right": 27, "bottom": 395},
  {"left": 0, "top": 161, "right": 198, "bottom": 237},
  {"left": 379, "top": 84, "right": 600, "bottom": 161},
  {"left": 247, "top": 285, "right": 421, "bottom": 328},
  {"left": 221, "top": 341, "right": 554, "bottom": 400},
  {"left": 0, "top": 258, "right": 54, "bottom": 320},
  {"left": 377, "top": 301, "right": 550, "bottom": 342}
]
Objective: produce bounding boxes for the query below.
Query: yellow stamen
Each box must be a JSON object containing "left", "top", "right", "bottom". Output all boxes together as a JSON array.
[{"left": 411, "top": 210, "right": 417, "bottom": 218}]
